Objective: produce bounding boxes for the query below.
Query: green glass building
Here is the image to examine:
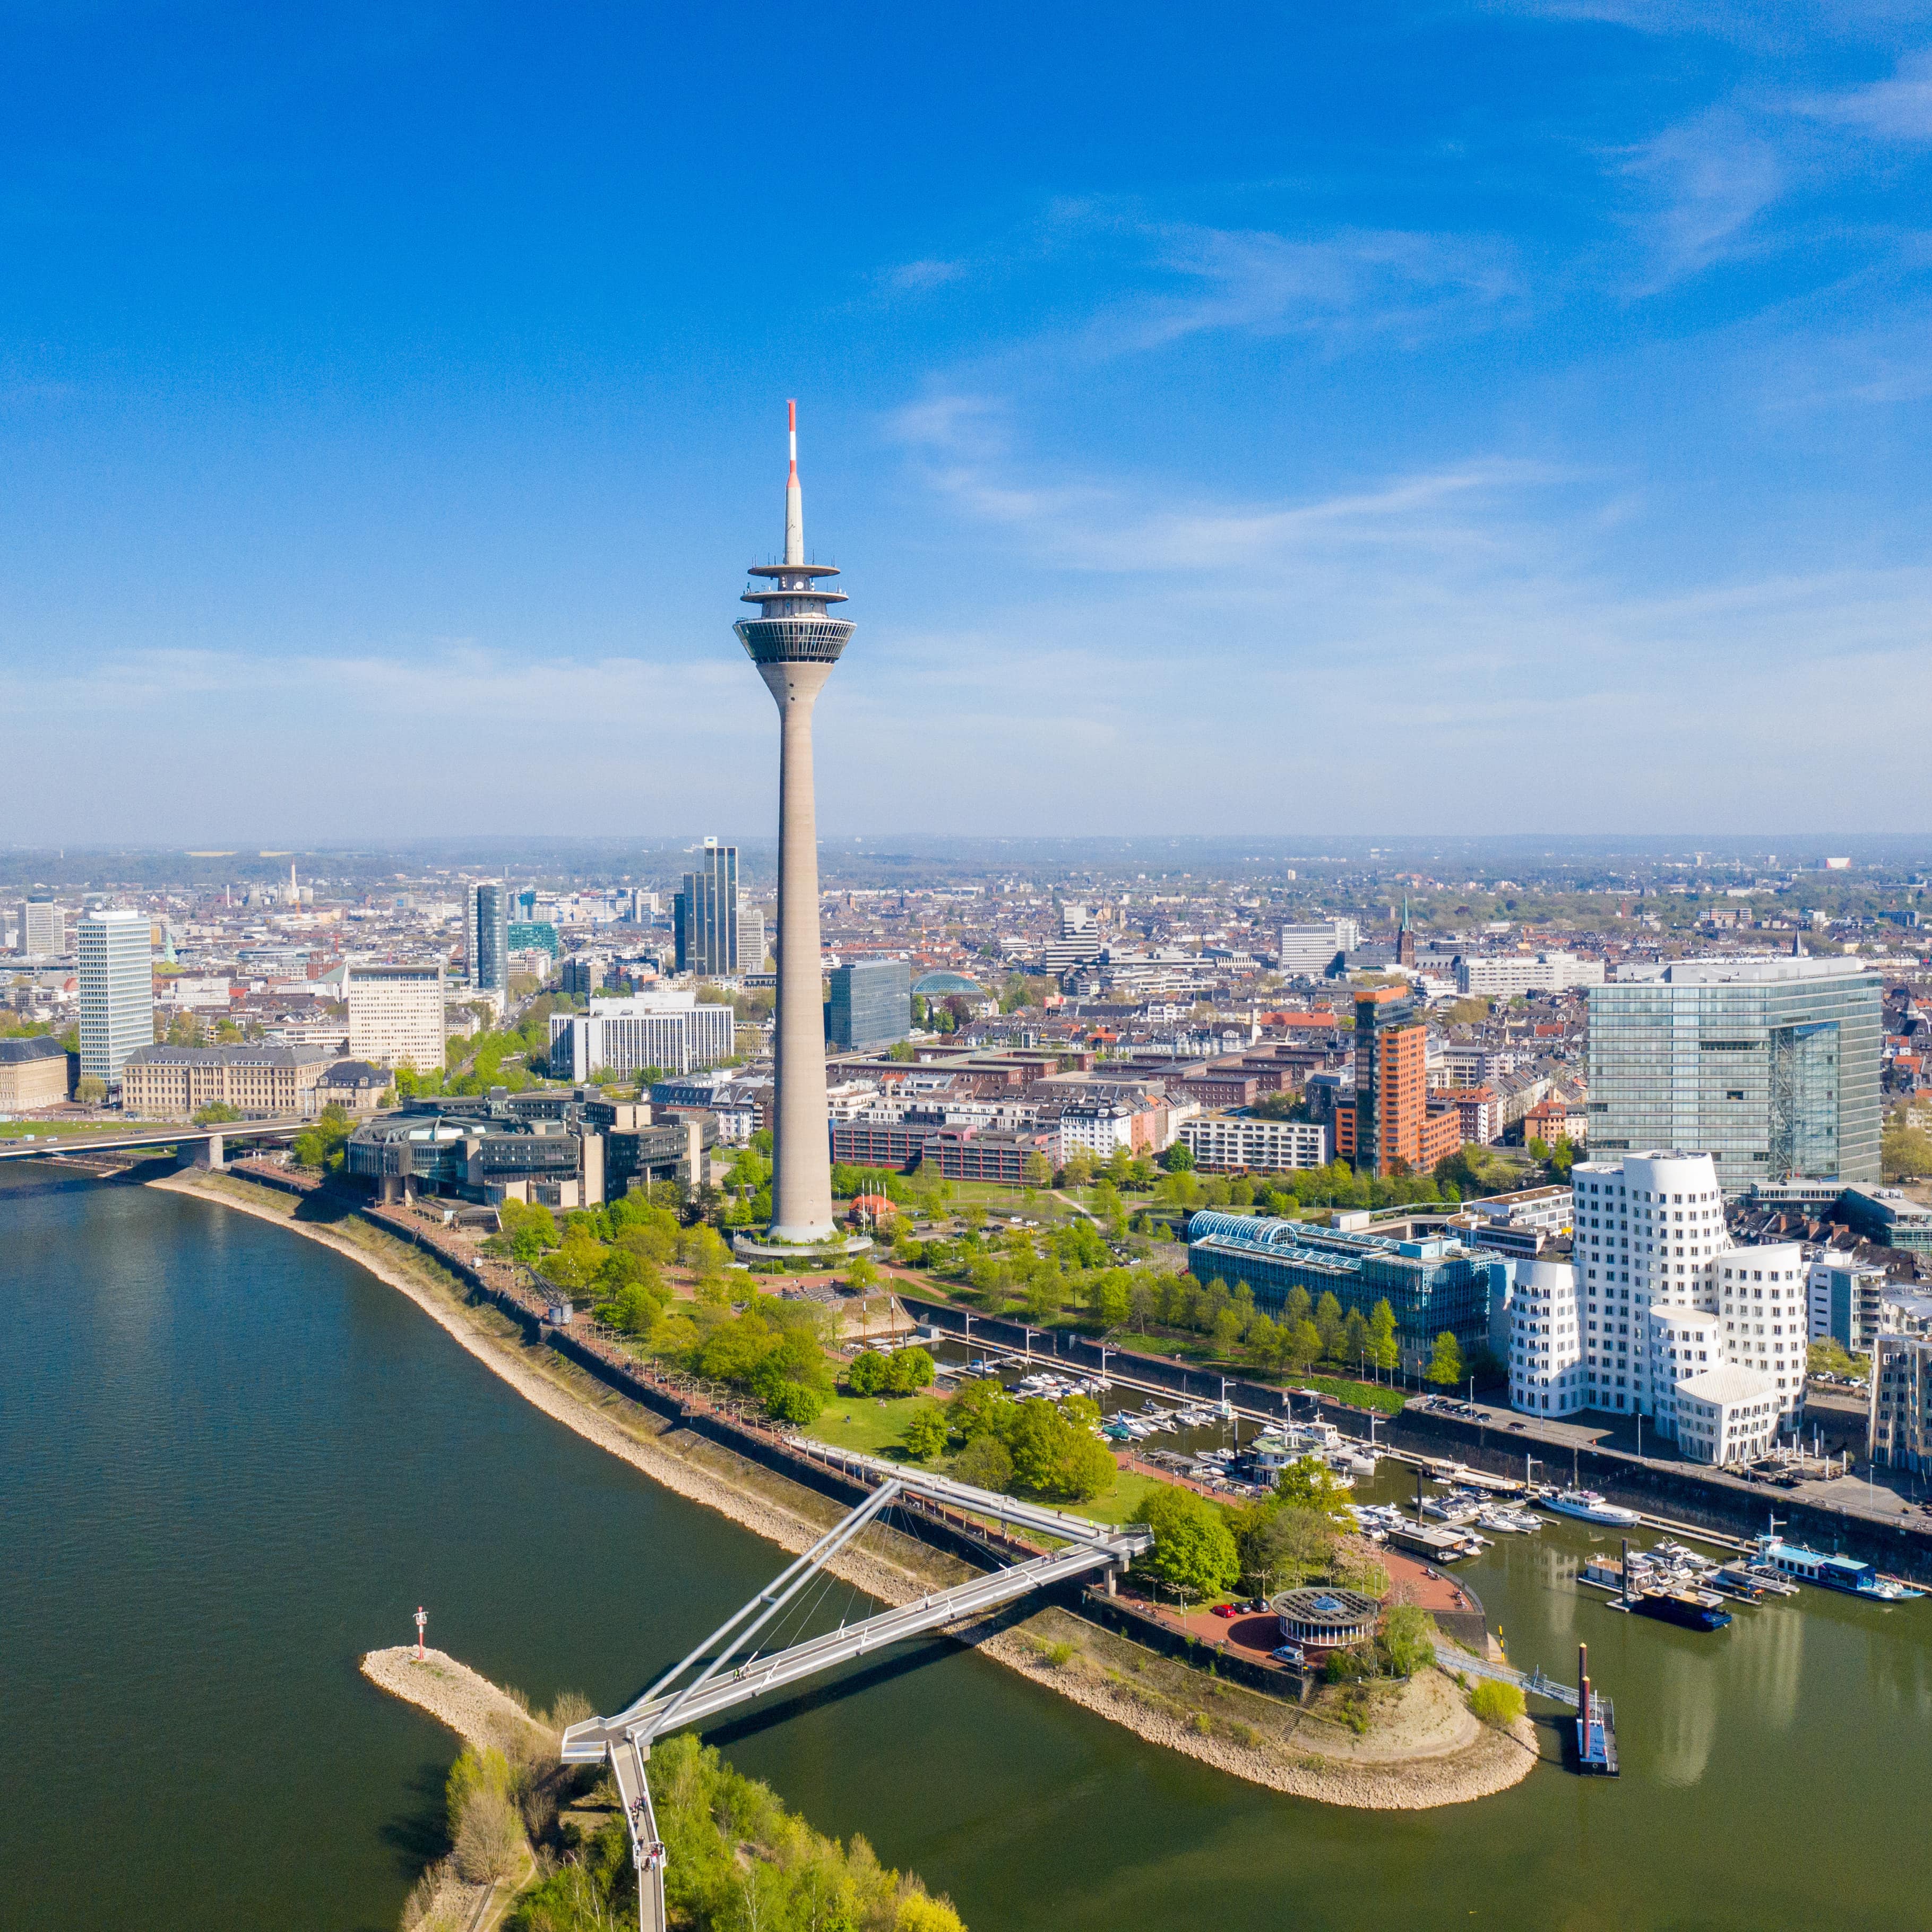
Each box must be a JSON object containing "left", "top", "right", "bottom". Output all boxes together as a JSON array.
[{"left": 1585, "top": 959, "right": 1882, "bottom": 1193}]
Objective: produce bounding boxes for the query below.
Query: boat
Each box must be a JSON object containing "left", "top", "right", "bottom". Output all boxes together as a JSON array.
[
  {"left": 1543, "top": 1488, "right": 1643, "bottom": 1526},
  {"left": 1752, "top": 1538, "right": 1926, "bottom": 1603},
  {"left": 1710, "top": 1566, "right": 1768, "bottom": 1603},
  {"left": 1634, "top": 1588, "right": 1733, "bottom": 1633},
  {"left": 1478, "top": 1504, "right": 1541, "bottom": 1534}
]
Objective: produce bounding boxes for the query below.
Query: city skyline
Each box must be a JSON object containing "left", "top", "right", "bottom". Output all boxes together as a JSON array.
[{"left": 5, "top": 6, "right": 1932, "bottom": 841}]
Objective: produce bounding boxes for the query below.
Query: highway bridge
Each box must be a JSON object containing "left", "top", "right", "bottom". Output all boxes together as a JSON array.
[
  {"left": 0, "top": 1120, "right": 303, "bottom": 1166},
  {"left": 562, "top": 1445, "right": 1151, "bottom": 1932}
]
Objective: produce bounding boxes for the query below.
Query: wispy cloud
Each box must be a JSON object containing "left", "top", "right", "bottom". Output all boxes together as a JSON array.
[
  {"left": 883, "top": 256, "right": 970, "bottom": 293},
  {"left": 1792, "top": 47, "right": 1932, "bottom": 140},
  {"left": 1618, "top": 106, "right": 1786, "bottom": 286}
]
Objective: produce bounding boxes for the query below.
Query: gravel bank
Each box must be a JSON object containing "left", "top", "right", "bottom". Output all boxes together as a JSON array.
[
  {"left": 162, "top": 1170, "right": 1538, "bottom": 1810},
  {"left": 361, "top": 1645, "right": 554, "bottom": 1755}
]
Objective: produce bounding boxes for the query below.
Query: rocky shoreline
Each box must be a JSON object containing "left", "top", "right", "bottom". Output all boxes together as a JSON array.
[{"left": 156, "top": 1168, "right": 1539, "bottom": 1810}]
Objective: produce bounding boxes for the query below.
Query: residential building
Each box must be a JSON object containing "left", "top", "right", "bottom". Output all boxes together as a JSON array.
[
  {"left": 346, "top": 963, "right": 446, "bottom": 1073},
  {"left": 77, "top": 908, "right": 154, "bottom": 1086},
  {"left": 1439, "top": 1085, "right": 1500, "bottom": 1145},
  {"left": 0, "top": 1036, "right": 72, "bottom": 1109},
  {"left": 676, "top": 839, "right": 739, "bottom": 976},
  {"left": 1277, "top": 919, "right": 1360, "bottom": 973},
  {"left": 1054, "top": 1093, "right": 1166, "bottom": 1164},
  {"left": 121, "top": 1043, "right": 333, "bottom": 1119},
  {"left": 1178, "top": 1114, "right": 1331, "bottom": 1174},
  {"left": 1507, "top": 1258, "right": 1585, "bottom": 1416},
  {"left": 1455, "top": 952, "right": 1605, "bottom": 997},
  {"left": 1187, "top": 1209, "right": 1507, "bottom": 1369},
  {"left": 921, "top": 1127, "right": 1054, "bottom": 1186},
  {"left": 827, "top": 959, "right": 911, "bottom": 1051},
  {"left": 1584, "top": 959, "right": 1883, "bottom": 1191},
  {"left": 465, "top": 882, "right": 509, "bottom": 1005},
  {"left": 1671, "top": 1367, "right": 1782, "bottom": 1467},
  {"left": 549, "top": 991, "right": 735, "bottom": 1081},
  {"left": 19, "top": 893, "right": 63, "bottom": 955},
  {"left": 1807, "top": 1251, "right": 1890, "bottom": 1353}
]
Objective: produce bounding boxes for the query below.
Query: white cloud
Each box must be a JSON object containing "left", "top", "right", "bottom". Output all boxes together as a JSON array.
[
  {"left": 884, "top": 257, "right": 970, "bottom": 292},
  {"left": 1619, "top": 106, "right": 1786, "bottom": 284},
  {"left": 1793, "top": 47, "right": 1932, "bottom": 140}
]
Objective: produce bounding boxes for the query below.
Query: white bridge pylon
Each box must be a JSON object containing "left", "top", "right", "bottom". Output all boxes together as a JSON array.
[{"left": 561, "top": 1448, "right": 1152, "bottom": 1932}]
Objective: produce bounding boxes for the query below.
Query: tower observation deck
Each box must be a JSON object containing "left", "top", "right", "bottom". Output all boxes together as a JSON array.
[{"left": 734, "top": 403, "right": 851, "bottom": 1244}]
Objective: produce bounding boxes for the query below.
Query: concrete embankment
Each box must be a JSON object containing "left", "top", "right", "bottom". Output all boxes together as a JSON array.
[{"left": 153, "top": 1168, "right": 1537, "bottom": 1810}]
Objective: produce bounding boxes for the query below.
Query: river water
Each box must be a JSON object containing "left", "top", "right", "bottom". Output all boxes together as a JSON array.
[{"left": 4, "top": 1165, "right": 1930, "bottom": 1932}]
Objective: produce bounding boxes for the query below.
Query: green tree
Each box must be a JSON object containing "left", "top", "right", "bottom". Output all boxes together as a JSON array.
[
  {"left": 951, "top": 1433, "right": 1014, "bottom": 1491},
  {"left": 1159, "top": 1140, "right": 1195, "bottom": 1172},
  {"left": 1380, "top": 1602, "right": 1436, "bottom": 1677},
  {"left": 945, "top": 1377, "right": 1014, "bottom": 1441},
  {"left": 1426, "top": 1330, "right": 1465, "bottom": 1388},
  {"left": 846, "top": 1349, "right": 890, "bottom": 1396},
  {"left": 1368, "top": 1298, "right": 1399, "bottom": 1376},
  {"left": 1340, "top": 1306, "right": 1370, "bottom": 1371},
  {"left": 75, "top": 1074, "right": 107, "bottom": 1105},
  {"left": 1237, "top": 1502, "right": 1336, "bottom": 1594},
  {"left": 1273, "top": 1454, "right": 1356, "bottom": 1525},
  {"left": 901, "top": 1402, "right": 949, "bottom": 1461},
  {"left": 1006, "top": 1399, "right": 1115, "bottom": 1500},
  {"left": 1130, "top": 1485, "right": 1240, "bottom": 1602},
  {"left": 884, "top": 1346, "right": 936, "bottom": 1395},
  {"left": 1314, "top": 1290, "right": 1344, "bottom": 1362}
]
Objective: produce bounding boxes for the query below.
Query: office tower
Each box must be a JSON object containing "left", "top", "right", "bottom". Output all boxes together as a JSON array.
[
  {"left": 465, "top": 881, "right": 509, "bottom": 1002},
  {"left": 19, "top": 892, "right": 62, "bottom": 955},
  {"left": 676, "top": 840, "right": 739, "bottom": 976},
  {"left": 1335, "top": 985, "right": 1461, "bottom": 1177},
  {"left": 517, "top": 888, "right": 538, "bottom": 921},
  {"left": 737, "top": 899, "right": 766, "bottom": 972},
  {"left": 345, "top": 963, "right": 446, "bottom": 1072},
  {"left": 828, "top": 959, "right": 911, "bottom": 1050},
  {"left": 1586, "top": 959, "right": 1882, "bottom": 1191},
  {"left": 548, "top": 990, "right": 737, "bottom": 1081},
  {"left": 76, "top": 908, "right": 154, "bottom": 1085},
  {"left": 733, "top": 401, "right": 853, "bottom": 1241},
  {"left": 560, "top": 956, "right": 595, "bottom": 1003}
]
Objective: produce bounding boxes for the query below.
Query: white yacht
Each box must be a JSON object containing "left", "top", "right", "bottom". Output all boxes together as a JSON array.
[{"left": 1543, "top": 1488, "right": 1642, "bottom": 1526}]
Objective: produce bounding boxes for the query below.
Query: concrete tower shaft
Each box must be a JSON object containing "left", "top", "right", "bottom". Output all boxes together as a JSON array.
[{"left": 734, "top": 404, "right": 854, "bottom": 1243}]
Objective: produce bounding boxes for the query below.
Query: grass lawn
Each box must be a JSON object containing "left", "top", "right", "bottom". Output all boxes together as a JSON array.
[
  {"left": 0, "top": 1118, "right": 166, "bottom": 1142},
  {"left": 808, "top": 1394, "right": 941, "bottom": 1461}
]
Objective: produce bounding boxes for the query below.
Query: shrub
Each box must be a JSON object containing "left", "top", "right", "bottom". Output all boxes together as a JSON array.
[{"left": 1469, "top": 1678, "right": 1526, "bottom": 1729}]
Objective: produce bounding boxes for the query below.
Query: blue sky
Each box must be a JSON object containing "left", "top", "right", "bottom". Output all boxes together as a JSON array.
[{"left": 4, "top": 1, "right": 1931, "bottom": 843}]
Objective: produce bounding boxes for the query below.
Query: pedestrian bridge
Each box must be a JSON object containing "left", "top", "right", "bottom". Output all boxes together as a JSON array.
[{"left": 562, "top": 1447, "right": 1151, "bottom": 1932}]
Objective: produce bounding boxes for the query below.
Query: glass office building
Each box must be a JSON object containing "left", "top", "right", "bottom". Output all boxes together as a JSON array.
[
  {"left": 77, "top": 908, "right": 155, "bottom": 1085},
  {"left": 467, "top": 881, "right": 509, "bottom": 998},
  {"left": 827, "top": 959, "right": 911, "bottom": 1050},
  {"left": 676, "top": 840, "right": 739, "bottom": 976},
  {"left": 1586, "top": 959, "right": 1882, "bottom": 1192}
]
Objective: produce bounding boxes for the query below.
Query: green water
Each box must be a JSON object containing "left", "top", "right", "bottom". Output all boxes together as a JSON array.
[{"left": 4, "top": 1165, "right": 1929, "bottom": 1931}]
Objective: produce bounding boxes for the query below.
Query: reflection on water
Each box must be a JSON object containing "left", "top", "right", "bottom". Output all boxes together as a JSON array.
[{"left": 6, "top": 1169, "right": 1932, "bottom": 1932}]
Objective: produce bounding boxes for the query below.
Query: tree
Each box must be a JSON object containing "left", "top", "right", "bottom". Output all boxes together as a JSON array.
[
  {"left": 884, "top": 1346, "right": 936, "bottom": 1395},
  {"left": 1273, "top": 1454, "right": 1355, "bottom": 1525},
  {"left": 847, "top": 1349, "right": 891, "bottom": 1396},
  {"left": 1005, "top": 1399, "right": 1115, "bottom": 1500},
  {"left": 75, "top": 1074, "right": 107, "bottom": 1105},
  {"left": 1380, "top": 1603, "right": 1436, "bottom": 1678},
  {"left": 1314, "top": 1291, "right": 1344, "bottom": 1363},
  {"left": 1426, "top": 1331, "right": 1465, "bottom": 1388},
  {"left": 1340, "top": 1306, "right": 1370, "bottom": 1371},
  {"left": 946, "top": 1377, "right": 1014, "bottom": 1442},
  {"left": 901, "top": 1402, "right": 948, "bottom": 1460},
  {"left": 1237, "top": 1502, "right": 1336, "bottom": 1594},
  {"left": 1023, "top": 1150, "right": 1052, "bottom": 1186},
  {"left": 1159, "top": 1140, "right": 1195, "bottom": 1172},
  {"left": 1368, "top": 1299, "right": 1399, "bottom": 1377},
  {"left": 951, "top": 1433, "right": 1014, "bottom": 1491},
  {"left": 1130, "top": 1485, "right": 1240, "bottom": 1601}
]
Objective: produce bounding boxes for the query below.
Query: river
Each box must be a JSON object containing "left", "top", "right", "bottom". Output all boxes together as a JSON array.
[{"left": 4, "top": 1164, "right": 1930, "bottom": 1931}]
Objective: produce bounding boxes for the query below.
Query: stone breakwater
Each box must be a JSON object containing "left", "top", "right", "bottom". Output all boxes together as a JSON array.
[{"left": 158, "top": 1170, "right": 1538, "bottom": 1810}]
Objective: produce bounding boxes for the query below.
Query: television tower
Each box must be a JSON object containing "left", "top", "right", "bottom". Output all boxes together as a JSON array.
[{"left": 735, "top": 402, "right": 853, "bottom": 1242}]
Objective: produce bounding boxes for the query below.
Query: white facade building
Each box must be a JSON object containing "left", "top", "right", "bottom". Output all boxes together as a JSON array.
[
  {"left": 1179, "top": 1114, "right": 1331, "bottom": 1174},
  {"left": 346, "top": 963, "right": 447, "bottom": 1072},
  {"left": 77, "top": 908, "right": 154, "bottom": 1085},
  {"left": 19, "top": 896, "right": 64, "bottom": 955},
  {"left": 1278, "top": 919, "right": 1360, "bottom": 973},
  {"left": 1510, "top": 1149, "right": 1789, "bottom": 1451},
  {"left": 1455, "top": 952, "right": 1605, "bottom": 997},
  {"left": 1673, "top": 1367, "right": 1782, "bottom": 1465},
  {"left": 1507, "top": 1256, "right": 1585, "bottom": 1415},
  {"left": 550, "top": 991, "right": 735, "bottom": 1081}
]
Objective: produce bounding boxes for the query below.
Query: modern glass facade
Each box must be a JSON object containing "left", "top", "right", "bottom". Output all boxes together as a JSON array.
[
  {"left": 76, "top": 909, "right": 154, "bottom": 1084},
  {"left": 677, "top": 840, "right": 739, "bottom": 975},
  {"left": 1186, "top": 1209, "right": 1507, "bottom": 1364},
  {"left": 1586, "top": 961, "right": 1882, "bottom": 1192},
  {"left": 827, "top": 959, "right": 911, "bottom": 1050},
  {"left": 467, "top": 881, "right": 509, "bottom": 996}
]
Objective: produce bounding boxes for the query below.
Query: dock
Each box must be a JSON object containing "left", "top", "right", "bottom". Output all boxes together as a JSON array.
[{"left": 1575, "top": 1643, "right": 1619, "bottom": 1776}]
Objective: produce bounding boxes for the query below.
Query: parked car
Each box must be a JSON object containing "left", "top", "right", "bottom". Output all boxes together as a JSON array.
[
  {"left": 1271, "top": 1643, "right": 1306, "bottom": 1668},
  {"left": 1211, "top": 1602, "right": 1239, "bottom": 1619}
]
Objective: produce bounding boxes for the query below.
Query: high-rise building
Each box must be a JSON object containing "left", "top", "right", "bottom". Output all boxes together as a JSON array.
[
  {"left": 827, "top": 959, "right": 911, "bottom": 1050},
  {"left": 737, "top": 899, "right": 766, "bottom": 972},
  {"left": 465, "top": 881, "right": 509, "bottom": 1004},
  {"left": 19, "top": 892, "right": 64, "bottom": 955},
  {"left": 76, "top": 908, "right": 154, "bottom": 1086},
  {"left": 1585, "top": 959, "right": 1882, "bottom": 1192},
  {"left": 1334, "top": 985, "right": 1461, "bottom": 1177},
  {"left": 733, "top": 401, "right": 853, "bottom": 1242},
  {"left": 346, "top": 963, "right": 446, "bottom": 1072},
  {"left": 675, "top": 840, "right": 739, "bottom": 976},
  {"left": 548, "top": 991, "right": 737, "bottom": 1081}
]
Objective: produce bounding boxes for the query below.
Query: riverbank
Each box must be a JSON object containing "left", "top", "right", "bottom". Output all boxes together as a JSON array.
[{"left": 151, "top": 1168, "right": 1537, "bottom": 1809}]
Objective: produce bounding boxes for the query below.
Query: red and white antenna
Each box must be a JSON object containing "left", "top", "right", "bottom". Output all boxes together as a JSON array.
[
  {"left": 783, "top": 398, "right": 804, "bottom": 568},
  {"left": 414, "top": 1605, "right": 427, "bottom": 1662}
]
